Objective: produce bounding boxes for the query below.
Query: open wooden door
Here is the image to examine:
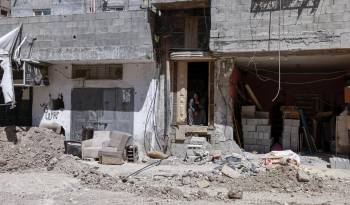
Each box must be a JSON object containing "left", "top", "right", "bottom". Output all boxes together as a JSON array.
[{"left": 176, "top": 61, "right": 188, "bottom": 124}]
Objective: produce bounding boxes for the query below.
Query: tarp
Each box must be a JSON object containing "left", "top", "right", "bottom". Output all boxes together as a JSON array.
[{"left": 0, "top": 26, "right": 21, "bottom": 106}]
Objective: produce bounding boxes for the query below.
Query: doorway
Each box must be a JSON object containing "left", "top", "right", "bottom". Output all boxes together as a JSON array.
[
  {"left": 187, "top": 62, "right": 209, "bottom": 125},
  {"left": 0, "top": 87, "right": 33, "bottom": 126}
]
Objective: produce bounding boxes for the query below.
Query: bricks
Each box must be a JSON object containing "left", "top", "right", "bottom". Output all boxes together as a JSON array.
[
  {"left": 241, "top": 106, "right": 256, "bottom": 118},
  {"left": 241, "top": 108, "right": 271, "bottom": 153},
  {"left": 330, "top": 157, "right": 350, "bottom": 169},
  {"left": 257, "top": 125, "right": 271, "bottom": 132},
  {"left": 284, "top": 119, "right": 300, "bottom": 127},
  {"left": 281, "top": 119, "right": 300, "bottom": 151},
  {"left": 242, "top": 125, "right": 256, "bottom": 132}
]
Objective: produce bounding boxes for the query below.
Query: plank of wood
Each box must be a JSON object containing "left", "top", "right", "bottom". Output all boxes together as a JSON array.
[{"left": 245, "top": 84, "right": 263, "bottom": 110}]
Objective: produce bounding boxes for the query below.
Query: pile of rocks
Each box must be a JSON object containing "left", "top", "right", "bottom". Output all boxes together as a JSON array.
[{"left": 0, "top": 126, "right": 64, "bottom": 172}]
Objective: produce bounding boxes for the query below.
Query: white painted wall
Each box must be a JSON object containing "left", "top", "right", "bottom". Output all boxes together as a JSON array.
[{"left": 32, "top": 62, "right": 158, "bottom": 155}]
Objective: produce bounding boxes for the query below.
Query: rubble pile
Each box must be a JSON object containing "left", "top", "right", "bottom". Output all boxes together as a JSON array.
[
  {"left": 0, "top": 126, "right": 346, "bottom": 202},
  {"left": 0, "top": 127, "right": 65, "bottom": 172},
  {"left": 228, "top": 165, "right": 337, "bottom": 193}
]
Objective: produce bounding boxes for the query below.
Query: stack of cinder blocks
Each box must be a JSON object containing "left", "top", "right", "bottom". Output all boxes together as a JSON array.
[
  {"left": 242, "top": 106, "right": 272, "bottom": 153},
  {"left": 282, "top": 119, "right": 300, "bottom": 151}
]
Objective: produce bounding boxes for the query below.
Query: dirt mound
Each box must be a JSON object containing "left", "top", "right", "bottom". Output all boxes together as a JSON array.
[
  {"left": 228, "top": 165, "right": 336, "bottom": 193},
  {"left": 0, "top": 126, "right": 64, "bottom": 172}
]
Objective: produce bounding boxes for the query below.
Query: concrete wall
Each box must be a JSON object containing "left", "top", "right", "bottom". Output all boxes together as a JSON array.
[
  {"left": 210, "top": 0, "right": 350, "bottom": 53},
  {"left": 11, "top": 0, "right": 143, "bottom": 16},
  {"left": 0, "top": 10, "right": 153, "bottom": 62},
  {"left": 11, "top": 0, "right": 85, "bottom": 16},
  {"left": 33, "top": 62, "right": 158, "bottom": 155}
]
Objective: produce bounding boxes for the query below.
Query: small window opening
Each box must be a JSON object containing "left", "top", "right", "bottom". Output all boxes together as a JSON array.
[{"left": 33, "top": 9, "right": 51, "bottom": 16}]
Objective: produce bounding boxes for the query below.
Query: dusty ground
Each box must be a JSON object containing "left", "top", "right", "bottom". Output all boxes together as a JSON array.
[{"left": 1, "top": 127, "right": 350, "bottom": 205}]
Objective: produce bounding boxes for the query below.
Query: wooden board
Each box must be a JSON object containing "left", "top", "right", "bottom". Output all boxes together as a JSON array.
[
  {"left": 184, "top": 17, "right": 198, "bottom": 49},
  {"left": 176, "top": 62, "right": 188, "bottom": 124}
]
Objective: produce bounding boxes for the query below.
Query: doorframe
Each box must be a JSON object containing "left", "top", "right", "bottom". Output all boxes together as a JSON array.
[{"left": 170, "top": 59, "right": 214, "bottom": 126}]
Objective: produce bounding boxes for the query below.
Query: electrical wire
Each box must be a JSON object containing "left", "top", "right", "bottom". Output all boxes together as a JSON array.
[
  {"left": 272, "top": 0, "right": 282, "bottom": 102},
  {"left": 143, "top": 66, "right": 161, "bottom": 153},
  {"left": 245, "top": 68, "right": 347, "bottom": 85},
  {"left": 244, "top": 66, "right": 347, "bottom": 75}
]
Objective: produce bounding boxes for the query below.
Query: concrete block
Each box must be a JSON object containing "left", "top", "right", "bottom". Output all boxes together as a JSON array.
[
  {"left": 284, "top": 119, "right": 293, "bottom": 126},
  {"left": 257, "top": 118, "right": 269, "bottom": 125},
  {"left": 255, "top": 111, "right": 269, "bottom": 119},
  {"left": 247, "top": 119, "right": 258, "bottom": 125},
  {"left": 241, "top": 106, "right": 256, "bottom": 117},
  {"left": 261, "top": 138, "right": 272, "bottom": 146},
  {"left": 245, "top": 137, "right": 256, "bottom": 145},
  {"left": 257, "top": 125, "right": 271, "bottom": 132},
  {"left": 170, "top": 143, "right": 187, "bottom": 158},
  {"left": 330, "top": 157, "right": 350, "bottom": 169},
  {"left": 256, "top": 138, "right": 263, "bottom": 145},
  {"left": 243, "top": 131, "right": 250, "bottom": 138},
  {"left": 292, "top": 120, "right": 300, "bottom": 127},
  {"left": 263, "top": 133, "right": 270, "bottom": 140},
  {"left": 242, "top": 125, "right": 256, "bottom": 132},
  {"left": 241, "top": 118, "right": 247, "bottom": 125},
  {"left": 282, "top": 131, "right": 291, "bottom": 139},
  {"left": 190, "top": 137, "right": 206, "bottom": 145},
  {"left": 264, "top": 145, "right": 271, "bottom": 153},
  {"left": 291, "top": 127, "right": 299, "bottom": 134},
  {"left": 283, "top": 126, "right": 291, "bottom": 133}
]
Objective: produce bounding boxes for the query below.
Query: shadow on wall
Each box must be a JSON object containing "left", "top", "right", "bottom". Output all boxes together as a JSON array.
[
  {"left": 251, "top": 0, "right": 321, "bottom": 18},
  {"left": 35, "top": 79, "right": 158, "bottom": 141}
]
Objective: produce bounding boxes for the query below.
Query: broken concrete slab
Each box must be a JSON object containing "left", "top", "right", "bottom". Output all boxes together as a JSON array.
[
  {"left": 221, "top": 165, "right": 240, "bottom": 179},
  {"left": 227, "top": 190, "right": 243, "bottom": 199},
  {"left": 297, "top": 170, "right": 310, "bottom": 182},
  {"left": 0, "top": 158, "right": 7, "bottom": 166},
  {"left": 197, "top": 180, "right": 210, "bottom": 188}
]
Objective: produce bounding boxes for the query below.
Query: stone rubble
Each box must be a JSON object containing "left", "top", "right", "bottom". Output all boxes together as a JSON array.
[{"left": 0, "top": 126, "right": 348, "bottom": 202}]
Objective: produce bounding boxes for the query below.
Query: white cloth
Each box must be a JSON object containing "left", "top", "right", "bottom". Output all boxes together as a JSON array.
[
  {"left": 0, "top": 57, "right": 15, "bottom": 104},
  {"left": 0, "top": 26, "right": 21, "bottom": 106}
]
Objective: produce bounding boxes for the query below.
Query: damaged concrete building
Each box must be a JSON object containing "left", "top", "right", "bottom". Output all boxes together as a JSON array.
[{"left": 0, "top": 0, "right": 349, "bottom": 159}]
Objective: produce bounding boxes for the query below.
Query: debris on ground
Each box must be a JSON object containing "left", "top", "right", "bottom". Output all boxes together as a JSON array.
[
  {"left": 227, "top": 189, "right": 243, "bottom": 199},
  {"left": 221, "top": 164, "right": 240, "bottom": 178},
  {"left": 0, "top": 126, "right": 349, "bottom": 203},
  {"left": 263, "top": 150, "right": 300, "bottom": 166},
  {"left": 0, "top": 127, "right": 64, "bottom": 172},
  {"left": 297, "top": 169, "right": 311, "bottom": 182},
  {"left": 330, "top": 157, "right": 350, "bottom": 169},
  {"left": 197, "top": 179, "right": 210, "bottom": 188},
  {"left": 147, "top": 151, "right": 169, "bottom": 159}
]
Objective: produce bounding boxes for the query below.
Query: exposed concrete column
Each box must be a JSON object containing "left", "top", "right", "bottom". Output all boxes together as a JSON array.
[{"left": 213, "top": 58, "right": 242, "bottom": 155}]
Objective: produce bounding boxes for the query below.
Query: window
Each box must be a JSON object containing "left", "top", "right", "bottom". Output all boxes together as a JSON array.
[
  {"left": 33, "top": 9, "right": 51, "bottom": 16},
  {"left": 0, "top": 10, "right": 8, "bottom": 17},
  {"left": 101, "top": 1, "right": 124, "bottom": 12},
  {"left": 72, "top": 64, "right": 123, "bottom": 80}
]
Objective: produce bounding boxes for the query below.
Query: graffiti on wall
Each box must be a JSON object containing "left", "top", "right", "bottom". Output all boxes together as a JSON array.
[
  {"left": 251, "top": 0, "right": 321, "bottom": 16},
  {"left": 40, "top": 93, "right": 65, "bottom": 112},
  {"left": 44, "top": 110, "right": 60, "bottom": 120}
]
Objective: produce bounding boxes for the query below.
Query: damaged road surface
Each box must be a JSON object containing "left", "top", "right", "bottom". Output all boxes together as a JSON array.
[{"left": 1, "top": 127, "right": 350, "bottom": 205}]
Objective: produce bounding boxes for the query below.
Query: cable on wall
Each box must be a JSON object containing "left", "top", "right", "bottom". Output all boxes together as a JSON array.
[{"left": 272, "top": 0, "right": 282, "bottom": 102}]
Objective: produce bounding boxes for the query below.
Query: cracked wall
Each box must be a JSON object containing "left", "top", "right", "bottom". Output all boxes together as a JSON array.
[{"left": 210, "top": 0, "right": 350, "bottom": 53}]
